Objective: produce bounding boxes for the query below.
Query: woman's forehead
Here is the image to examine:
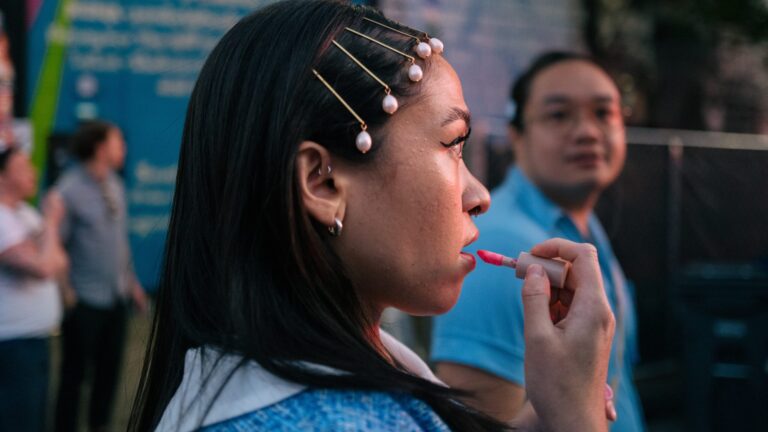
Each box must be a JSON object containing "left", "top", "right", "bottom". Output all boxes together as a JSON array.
[{"left": 411, "top": 58, "right": 469, "bottom": 122}]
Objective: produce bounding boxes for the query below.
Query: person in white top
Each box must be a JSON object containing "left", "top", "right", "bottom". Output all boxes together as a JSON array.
[{"left": 0, "top": 144, "right": 68, "bottom": 432}]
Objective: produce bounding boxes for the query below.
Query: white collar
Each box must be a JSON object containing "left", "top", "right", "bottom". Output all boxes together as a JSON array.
[{"left": 156, "top": 329, "right": 441, "bottom": 431}]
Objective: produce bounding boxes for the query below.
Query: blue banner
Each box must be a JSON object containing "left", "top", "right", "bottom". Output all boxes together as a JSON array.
[{"left": 27, "top": 0, "right": 274, "bottom": 290}]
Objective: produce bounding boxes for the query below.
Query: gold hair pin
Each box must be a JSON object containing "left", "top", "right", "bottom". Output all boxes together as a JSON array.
[
  {"left": 311, "top": 19, "right": 445, "bottom": 154},
  {"left": 344, "top": 27, "right": 424, "bottom": 82},
  {"left": 312, "top": 69, "right": 372, "bottom": 153},
  {"left": 332, "top": 40, "right": 398, "bottom": 115},
  {"left": 362, "top": 17, "right": 444, "bottom": 58}
]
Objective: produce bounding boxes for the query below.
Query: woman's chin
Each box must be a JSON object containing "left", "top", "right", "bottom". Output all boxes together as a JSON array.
[{"left": 401, "top": 284, "right": 462, "bottom": 317}]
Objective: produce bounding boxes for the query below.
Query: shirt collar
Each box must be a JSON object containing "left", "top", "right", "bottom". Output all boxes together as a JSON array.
[
  {"left": 504, "top": 167, "right": 567, "bottom": 232},
  {"left": 502, "top": 167, "right": 610, "bottom": 246},
  {"left": 155, "top": 329, "right": 440, "bottom": 431}
]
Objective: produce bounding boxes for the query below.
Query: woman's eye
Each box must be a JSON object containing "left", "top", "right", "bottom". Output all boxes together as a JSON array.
[
  {"left": 441, "top": 127, "right": 471, "bottom": 159},
  {"left": 451, "top": 141, "right": 465, "bottom": 158}
]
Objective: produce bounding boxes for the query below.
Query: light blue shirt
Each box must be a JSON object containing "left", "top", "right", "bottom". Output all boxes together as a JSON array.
[{"left": 432, "top": 167, "right": 645, "bottom": 432}]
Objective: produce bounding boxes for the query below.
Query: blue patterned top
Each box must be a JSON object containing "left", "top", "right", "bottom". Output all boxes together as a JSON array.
[{"left": 200, "top": 388, "right": 450, "bottom": 431}]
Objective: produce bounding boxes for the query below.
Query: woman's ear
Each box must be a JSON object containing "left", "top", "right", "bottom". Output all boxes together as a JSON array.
[{"left": 295, "top": 141, "right": 347, "bottom": 227}]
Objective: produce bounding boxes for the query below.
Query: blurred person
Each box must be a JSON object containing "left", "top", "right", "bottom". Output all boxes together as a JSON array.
[
  {"left": 54, "top": 120, "right": 147, "bottom": 432},
  {"left": 0, "top": 144, "right": 67, "bottom": 432},
  {"left": 0, "top": 13, "right": 16, "bottom": 152},
  {"left": 432, "top": 51, "right": 645, "bottom": 431},
  {"left": 130, "top": 3, "right": 618, "bottom": 431}
]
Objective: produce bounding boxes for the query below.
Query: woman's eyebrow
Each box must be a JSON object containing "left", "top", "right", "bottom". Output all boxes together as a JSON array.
[{"left": 441, "top": 107, "right": 471, "bottom": 127}]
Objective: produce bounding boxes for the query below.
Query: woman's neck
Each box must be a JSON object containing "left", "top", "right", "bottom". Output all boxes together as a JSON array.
[
  {"left": 0, "top": 190, "right": 20, "bottom": 207},
  {"left": 363, "top": 307, "right": 396, "bottom": 365}
]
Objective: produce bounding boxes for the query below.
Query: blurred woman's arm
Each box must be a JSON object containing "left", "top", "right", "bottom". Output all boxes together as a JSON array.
[{"left": 0, "top": 191, "right": 68, "bottom": 279}]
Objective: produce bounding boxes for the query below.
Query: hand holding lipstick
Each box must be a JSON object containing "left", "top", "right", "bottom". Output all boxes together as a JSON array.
[
  {"left": 477, "top": 249, "right": 573, "bottom": 322},
  {"left": 509, "top": 238, "right": 615, "bottom": 432}
]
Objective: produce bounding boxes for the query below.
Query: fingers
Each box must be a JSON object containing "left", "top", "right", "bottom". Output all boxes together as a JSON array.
[
  {"left": 530, "top": 237, "right": 597, "bottom": 262},
  {"left": 605, "top": 384, "right": 617, "bottom": 422},
  {"left": 530, "top": 238, "right": 604, "bottom": 304},
  {"left": 521, "top": 264, "right": 554, "bottom": 339},
  {"left": 550, "top": 302, "right": 568, "bottom": 324},
  {"left": 557, "top": 287, "right": 574, "bottom": 306},
  {"left": 44, "top": 190, "right": 62, "bottom": 205},
  {"left": 550, "top": 288, "right": 573, "bottom": 323},
  {"left": 43, "top": 191, "right": 65, "bottom": 217},
  {"left": 530, "top": 238, "right": 614, "bottom": 335}
]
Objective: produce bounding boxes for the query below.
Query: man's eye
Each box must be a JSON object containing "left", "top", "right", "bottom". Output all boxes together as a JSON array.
[
  {"left": 596, "top": 108, "right": 611, "bottom": 119},
  {"left": 546, "top": 111, "right": 569, "bottom": 122}
]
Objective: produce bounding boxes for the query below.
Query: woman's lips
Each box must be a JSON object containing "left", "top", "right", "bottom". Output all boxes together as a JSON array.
[{"left": 460, "top": 251, "right": 476, "bottom": 271}]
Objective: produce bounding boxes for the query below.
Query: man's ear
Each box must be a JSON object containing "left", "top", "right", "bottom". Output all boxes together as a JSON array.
[
  {"left": 508, "top": 125, "right": 524, "bottom": 148},
  {"left": 295, "top": 141, "right": 347, "bottom": 227}
]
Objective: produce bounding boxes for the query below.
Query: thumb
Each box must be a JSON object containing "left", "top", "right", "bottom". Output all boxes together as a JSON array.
[{"left": 521, "top": 264, "right": 553, "bottom": 339}]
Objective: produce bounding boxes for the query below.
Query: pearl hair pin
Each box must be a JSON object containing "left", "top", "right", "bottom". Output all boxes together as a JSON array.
[
  {"left": 332, "top": 40, "right": 399, "bottom": 115},
  {"left": 312, "top": 18, "right": 445, "bottom": 154},
  {"left": 312, "top": 69, "right": 373, "bottom": 153},
  {"left": 344, "top": 27, "right": 423, "bottom": 83},
  {"left": 362, "top": 17, "right": 444, "bottom": 58}
]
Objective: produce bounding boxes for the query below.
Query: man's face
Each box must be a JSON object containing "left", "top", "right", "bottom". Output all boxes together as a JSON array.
[
  {"left": 513, "top": 60, "right": 626, "bottom": 200},
  {"left": 103, "top": 128, "right": 126, "bottom": 170}
]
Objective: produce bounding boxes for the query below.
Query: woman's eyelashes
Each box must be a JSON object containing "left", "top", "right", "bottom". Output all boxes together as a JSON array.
[{"left": 440, "top": 127, "right": 472, "bottom": 158}]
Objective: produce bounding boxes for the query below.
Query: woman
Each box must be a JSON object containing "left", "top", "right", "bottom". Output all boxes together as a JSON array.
[
  {"left": 0, "top": 145, "right": 67, "bottom": 432},
  {"left": 131, "top": 1, "right": 615, "bottom": 430}
]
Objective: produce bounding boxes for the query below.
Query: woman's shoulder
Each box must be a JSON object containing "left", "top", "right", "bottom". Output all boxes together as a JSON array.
[{"left": 201, "top": 388, "right": 450, "bottom": 432}]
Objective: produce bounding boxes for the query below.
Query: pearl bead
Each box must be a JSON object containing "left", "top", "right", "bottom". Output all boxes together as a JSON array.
[
  {"left": 415, "top": 42, "right": 432, "bottom": 59},
  {"left": 382, "top": 94, "right": 398, "bottom": 114},
  {"left": 429, "top": 37, "right": 444, "bottom": 54},
  {"left": 356, "top": 130, "right": 372, "bottom": 153},
  {"left": 408, "top": 64, "right": 423, "bottom": 82}
]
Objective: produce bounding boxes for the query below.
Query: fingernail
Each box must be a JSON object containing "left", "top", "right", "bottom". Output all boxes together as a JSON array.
[
  {"left": 604, "top": 384, "right": 614, "bottom": 400},
  {"left": 608, "top": 401, "right": 617, "bottom": 421},
  {"left": 527, "top": 264, "right": 545, "bottom": 278}
]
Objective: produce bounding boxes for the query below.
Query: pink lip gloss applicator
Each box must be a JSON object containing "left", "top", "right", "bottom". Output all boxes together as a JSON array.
[{"left": 476, "top": 250, "right": 571, "bottom": 289}]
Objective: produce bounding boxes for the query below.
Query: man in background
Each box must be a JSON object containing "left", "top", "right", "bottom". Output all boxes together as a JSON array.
[
  {"left": 54, "top": 120, "right": 147, "bottom": 432},
  {"left": 432, "top": 52, "right": 645, "bottom": 431}
]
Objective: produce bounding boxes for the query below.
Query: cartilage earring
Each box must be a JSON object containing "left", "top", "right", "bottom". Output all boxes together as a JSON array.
[{"left": 318, "top": 165, "right": 332, "bottom": 176}]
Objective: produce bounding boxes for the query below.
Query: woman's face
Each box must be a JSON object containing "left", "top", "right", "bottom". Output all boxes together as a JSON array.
[
  {"left": 0, "top": 151, "right": 37, "bottom": 200},
  {"left": 334, "top": 57, "right": 490, "bottom": 318}
]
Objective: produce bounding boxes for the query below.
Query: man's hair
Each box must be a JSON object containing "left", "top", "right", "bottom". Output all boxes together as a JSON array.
[
  {"left": 70, "top": 120, "right": 116, "bottom": 161},
  {"left": 509, "top": 51, "right": 609, "bottom": 131}
]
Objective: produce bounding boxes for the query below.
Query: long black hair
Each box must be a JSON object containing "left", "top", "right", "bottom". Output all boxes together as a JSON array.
[{"left": 130, "top": 1, "right": 506, "bottom": 430}]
